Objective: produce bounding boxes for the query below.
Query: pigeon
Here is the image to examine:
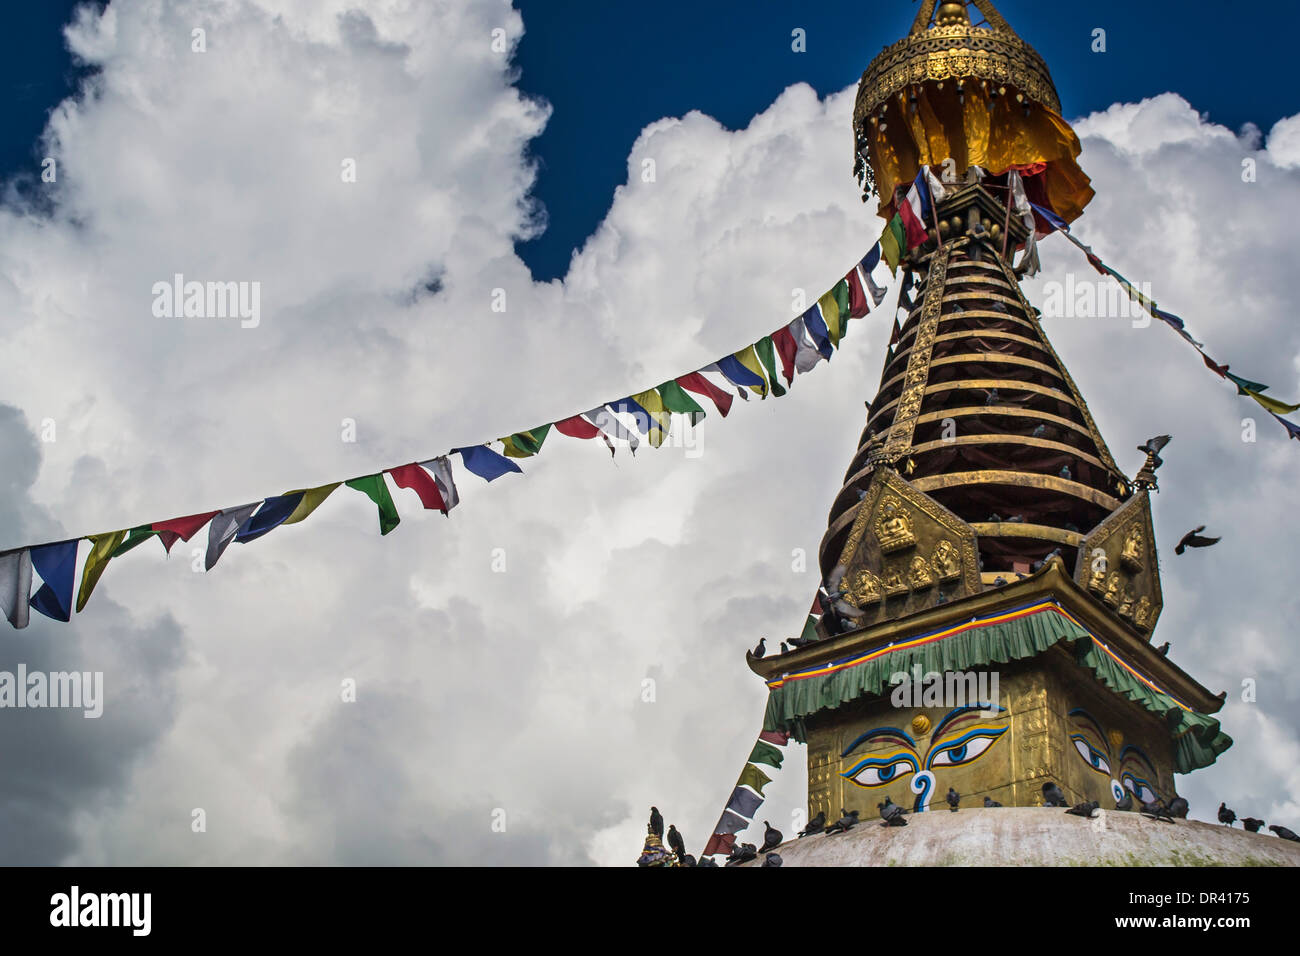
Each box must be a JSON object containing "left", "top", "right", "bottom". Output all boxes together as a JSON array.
[
  {"left": 1030, "top": 548, "right": 1063, "bottom": 573},
  {"left": 649, "top": 806, "right": 664, "bottom": 837},
  {"left": 667, "top": 824, "right": 686, "bottom": 859},
  {"left": 1137, "top": 433, "right": 1172, "bottom": 466},
  {"left": 988, "top": 513, "right": 1003, "bottom": 523},
  {"left": 1031, "top": 424, "right": 1047, "bottom": 437},
  {"left": 780, "top": 641, "right": 790, "bottom": 654},
  {"left": 761, "top": 821, "right": 783, "bottom": 853},
  {"left": 726, "top": 842, "right": 758, "bottom": 866},
  {"left": 947, "top": 787, "right": 961, "bottom": 812},
  {"left": 983, "top": 797, "right": 1002, "bottom": 808},
  {"left": 1115, "top": 791, "right": 1134, "bottom": 812},
  {"left": 752, "top": 638, "right": 767, "bottom": 659},
  {"left": 1059, "top": 465, "right": 1072, "bottom": 480},
  {"left": 762, "top": 852, "right": 783, "bottom": 867},
  {"left": 1066, "top": 800, "right": 1100, "bottom": 818},
  {"left": 1241, "top": 817, "right": 1266, "bottom": 833},
  {"left": 1042, "top": 782, "right": 1068, "bottom": 807},
  {"left": 1141, "top": 800, "right": 1174, "bottom": 823},
  {"left": 986, "top": 388, "right": 1001, "bottom": 405},
  {"left": 788, "top": 634, "right": 814, "bottom": 648},
  {"left": 798, "top": 810, "right": 826, "bottom": 838},
  {"left": 1006, "top": 514, "right": 1025, "bottom": 523},
  {"left": 1176, "top": 526, "right": 1221, "bottom": 555},
  {"left": 825, "top": 808, "right": 861, "bottom": 835},
  {"left": 993, "top": 576, "right": 1007, "bottom": 587},
  {"left": 1270, "top": 825, "right": 1300, "bottom": 842},
  {"left": 1167, "top": 796, "right": 1189, "bottom": 819},
  {"left": 696, "top": 855, "right": 718, "bottom": 867},
  {"left": 1218, "top": 802, "right": 1237, "bottom": 827},
  {"left": 1155, "top": 642, "right": 1170, "bottom": 656},
  {"left": 878, "top": 798, "right": 908, "bottom": 827},
  {"left": 679, "top": 854, "right": 697, "bottom": 867}
]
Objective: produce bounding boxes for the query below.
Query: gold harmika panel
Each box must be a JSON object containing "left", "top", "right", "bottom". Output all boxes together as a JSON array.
[{"left": 1074, "top": 489, "right": 1164, "bottom": 635}]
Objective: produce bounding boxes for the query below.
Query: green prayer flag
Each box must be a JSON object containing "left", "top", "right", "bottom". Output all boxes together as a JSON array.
[
  {"left": 748, "top": 740, "right": 785, "bottom": 770},
  {"left": 111, "top": 525, "right": 159, "bottom": 558},
  {"left": 501, "top": 424, "right": 551, "bottom": 458},
  {"left": 754, "top": 337, "right": 787, "bottom": 397},
  {"left": 1226, "top": 373, "right": 1268, "bottom": 396},
  {"left": 799, "top": 615, "right": 819, "bottom": 645},
  {"left": 736, "top": 762, "right": 772, "bottom": 796},
  {"left": 833, "top": 279, "right": 850, "bottom": 321},
  {"left": 656, "top": 380, "right": 705, "bottom": 423},
  {"left": 345, "top": 474, "right": 401, "bottom": 535}
]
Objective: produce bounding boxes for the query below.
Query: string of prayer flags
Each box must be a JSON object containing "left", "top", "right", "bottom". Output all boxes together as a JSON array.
[
  {"left": 29, "top": 540, "right": 80, "bottom": 622},
  {"left": 700, "top": 726, "right": 792, "bottom": 859},
  {"left": 0, "top": 548, "right": 33, "bottom": 628},
  {"left": 345, "top": 475, "right": 401, "bottom": 536},
  {"left": 2, "top": 241, "right": 898, "bottom": 625},
  {"left": 1053, "top": 230, "right": 1300, "bottom": 443}
]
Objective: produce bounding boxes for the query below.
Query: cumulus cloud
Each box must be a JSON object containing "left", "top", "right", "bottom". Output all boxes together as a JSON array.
[{"left": 0, "top": 1, "right": 1297, "bottom": 865}]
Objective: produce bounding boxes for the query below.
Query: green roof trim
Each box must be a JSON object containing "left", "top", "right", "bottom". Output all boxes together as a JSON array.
[{"left": 762, "top": 602, "right": 1230, "bottom": 774}]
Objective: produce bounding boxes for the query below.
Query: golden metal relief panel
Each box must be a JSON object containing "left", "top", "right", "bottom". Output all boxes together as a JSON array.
[{"left": 1074, "top": 491, "right": 1163, "bottom": 635}]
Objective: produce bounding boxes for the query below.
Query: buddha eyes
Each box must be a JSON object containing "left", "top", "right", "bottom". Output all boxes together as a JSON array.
[
  {"left": 1071, "top": 735, "right": 1111, "bottom": 775},
  {"left": 927, "top": 727, "right": 1006, "bottom": 768},
  {"left": 842, "top": 752, "right": 920, "bottom": 789}
]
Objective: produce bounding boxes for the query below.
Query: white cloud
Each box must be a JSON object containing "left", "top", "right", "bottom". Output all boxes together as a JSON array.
[{"left": 1, "top": 2, "right": 1298, "bottom": 864}]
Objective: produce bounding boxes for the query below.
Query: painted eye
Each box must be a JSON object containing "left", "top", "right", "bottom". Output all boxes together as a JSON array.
[
  {"left": 842, "top": 753, "right": 919, "bottom": 789},
  {"left": 1072, "top": 736, "right": 1111, "bottom": 775},
  {"left": 928, "top": 728, "right": 1006, "bottom": 768},
  {"left": 1123, "top": 775, "right": 1158, "bottom": 805}
]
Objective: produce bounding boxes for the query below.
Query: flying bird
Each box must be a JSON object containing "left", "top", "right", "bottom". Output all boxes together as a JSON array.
[
  {"left": 1241, "top": 817, "right": 1266, "bottom": 833},
  {"left": 983, "top": 796, "right": 1002, "bottom": 808},
  {"left": 798, "top": 811, "right": 826, "bottom": 838},
  {"left": 649, "top": 806, "right": 664, "bottom": 837},
  {"left": 1176, "top": 526, "right": 1221, "bottom": 555},
  {"left": 947, "top": 787, "right": 961, "bottom": 812},
  {"left": 1041, "top": 782, "right": 1068, "bottom": 807},
  {"left": 1066, "top": 801, "right": 1100, "bottom": 818},
  {"left": 752, "top": 638, "right": 767, "bottom": 659},
  {"left": 761, "top": 821, "right": 783, "bottom": 853},
  {"left": 667, "top": 824, "right": 686, "bottom": 859},
  {"left": 1270, "top": 824, "right": 1300, "bottom": 842},
  {"left": 1217, "top": 802, "right": 1237, "bottom": 827}
]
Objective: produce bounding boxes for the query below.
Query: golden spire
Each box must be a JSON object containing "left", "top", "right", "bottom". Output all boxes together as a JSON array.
[{"left": 852, "top": 0, "right": 1090, "bottom": 224}]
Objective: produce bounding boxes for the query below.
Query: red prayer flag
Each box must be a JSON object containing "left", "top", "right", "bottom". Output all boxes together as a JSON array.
[
  {"left": 152, "top": 511, "right": 220, "bottom": 554},
  {"left": 388, "top": 463, "right": 447, "bottom": 514},
  {"left": 1200, "top": 351, "right": 1229, "bottom": 378},
  {"left": 701, "top": 832, "right": 736, "bottom": 858},
  {"left": 554, "top": 415, "right": 602, "bottom": 439},
  {"left": 759, "top": 729, "right": 790, "bottom": 746},
  {"left": 771, "top": 327, "right": 798, "bottom": 385},
  {"left": 845, "top": 267, "right": 870, "bottom": 318},
  {"left": 677, "top": 371, "right": 733, "bottom": 418}
]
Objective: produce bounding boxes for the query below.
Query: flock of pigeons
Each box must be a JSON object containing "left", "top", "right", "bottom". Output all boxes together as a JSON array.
[{"left": 652, "top": 782, "right": 1300, "bottom": 866}]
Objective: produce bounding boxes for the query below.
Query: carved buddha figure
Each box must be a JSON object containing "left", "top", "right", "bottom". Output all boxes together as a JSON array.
[
  {"left": 1117, "top": 589, "right": 1136, "bottom": 619},
  {"left": 1133, "top": 596, "right": 1152, "bottom": 631},
  {"left": 1102, "top": 571, "right": 1122, "bottom": 608},
  {"left": 1120, "top": 524, "right": 1144, "bottom": 571},
  {"left": 908, "top": 554, "right": 935, "bottom": 590},
  {"left": 882, "top": 566, "right": 907, "bottom": 595},
  {"left": 849, "top": 569, "right": 883, "bottom": 606},
  {"left": 875, "top": 496, "right": 916, "bottom": 554},
  {"left": 931, "top": 540, "right": 961, "bottom": 581}
]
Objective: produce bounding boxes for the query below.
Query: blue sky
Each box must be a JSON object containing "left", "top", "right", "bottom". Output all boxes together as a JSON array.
[{"left": 2, "top": 1, "right": 1293, "bottom": 279}]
